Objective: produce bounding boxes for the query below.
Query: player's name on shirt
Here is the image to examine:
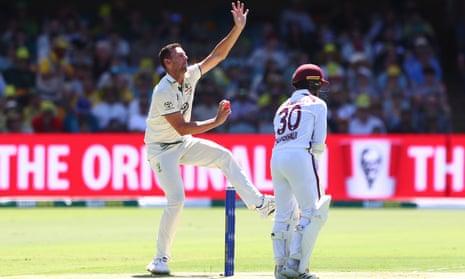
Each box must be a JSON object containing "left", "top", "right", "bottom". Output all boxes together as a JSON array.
[{"left": 275, "top": 131, "right": 298, "bottom": 144}]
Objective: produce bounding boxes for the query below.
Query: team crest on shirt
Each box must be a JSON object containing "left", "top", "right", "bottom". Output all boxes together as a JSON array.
[{"left": 164, "top": 101, "right": 175, "bottom": 110}]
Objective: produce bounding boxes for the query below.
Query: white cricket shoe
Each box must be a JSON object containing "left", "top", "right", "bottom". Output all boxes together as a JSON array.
[
  {"left": 146, "top": 256, "right": 170, "bottom": 275},
  {"left": 280, "top": 265, "right": 319, "bottom": 279},
  {"left": 256, "top": 195, "right": 275, "bottom": 218},
  {"left": 274, "top": 265, "right": 287, "bottom": 279}
]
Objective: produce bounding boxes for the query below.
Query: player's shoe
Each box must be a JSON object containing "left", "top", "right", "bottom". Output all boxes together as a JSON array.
[
  {"left": 274, "top": 265, "right": 287, "bottom": 279},
  {"left": 146, "top": 256, "right": 170, "bottom": 275},
  {"left": 280, "top": 265, "right": 319, "bottom": 279},
  {"left": 256, "top": 195, "right": 275, "bottom": 218}
]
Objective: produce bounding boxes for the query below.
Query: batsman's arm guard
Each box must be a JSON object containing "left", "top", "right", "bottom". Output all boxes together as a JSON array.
[{"left": 311, "top": 143, "right": 326, "bottom": 161}]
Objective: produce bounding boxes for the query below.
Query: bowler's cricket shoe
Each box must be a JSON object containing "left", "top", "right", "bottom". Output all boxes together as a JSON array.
[
  {"left": 274, "top": 265, "right": 287, "bottom": 279},
  {"left": 280, "top": 265, "right": 319, "bottom": 279},
  {"left": 146, "top": 256, "right": 170, "bottom": 275},
  {"left": 257, "top": 195, "right": 276, "bottom": 218}
]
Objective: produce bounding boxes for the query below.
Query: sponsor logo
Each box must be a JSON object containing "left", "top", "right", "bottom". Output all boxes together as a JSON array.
[{"left": 164, "top": 101, "right": 175, "bottom": 110}]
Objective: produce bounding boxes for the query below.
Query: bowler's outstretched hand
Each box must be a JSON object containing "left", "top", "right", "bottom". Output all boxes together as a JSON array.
[{"left": 231, "top": 1, "right": 248, "bottom": 28}]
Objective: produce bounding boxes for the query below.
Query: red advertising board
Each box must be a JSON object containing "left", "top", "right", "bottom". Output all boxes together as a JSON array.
[{"left": 1, "top": 133, "right": 464, "bottom": 200}]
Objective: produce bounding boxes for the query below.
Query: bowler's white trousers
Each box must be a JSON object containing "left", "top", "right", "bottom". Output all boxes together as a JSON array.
[{"left": 147, "top": 135, "right": 263, "bottom": 259}]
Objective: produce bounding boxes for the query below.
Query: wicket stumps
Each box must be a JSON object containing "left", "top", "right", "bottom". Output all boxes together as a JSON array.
[{"left": 224, "top": 186, "right": 236, "bottom": 277}]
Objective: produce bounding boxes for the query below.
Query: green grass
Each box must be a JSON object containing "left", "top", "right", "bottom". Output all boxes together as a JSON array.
[{"left": 1, "top": 207, "right": 465, "bottom": 276}]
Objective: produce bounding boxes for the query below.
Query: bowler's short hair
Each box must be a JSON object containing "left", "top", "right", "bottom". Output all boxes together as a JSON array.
[{"left": 159, "top": 43, "right": 181, "bottom": 69}]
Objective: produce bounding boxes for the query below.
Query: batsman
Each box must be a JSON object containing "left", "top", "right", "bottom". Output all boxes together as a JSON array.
[{"left": 270, "top": 64, "right": 332, "bottom": 279}]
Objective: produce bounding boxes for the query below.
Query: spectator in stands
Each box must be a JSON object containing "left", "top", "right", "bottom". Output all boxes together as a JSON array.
[
  {"left": 325, "top": 69, "right": 352, "bottom": 133},
  {"left": 0, "top": 73, "right": 6, "bottom": 99},
  {"left": 370, "top": 8, "right": 406, "bottom": 74},
  {"left": 376, "top": 64, "right": 409, "bottom": 94},
  {"left": 223, "top": 63, "right": 254, "bottom": 100},
  {"left": 345, "top": 52, "right": 372, "bottom": 95},
  {"left": 36, "top": 18, "right": 61, "bottom": 60},
  {"left": 108, "top": 30, "right": 130, "bottom": 67},
  {"left": 129, "top": 24, "right": 160, "bottom": 67},
  {"left": 36, "top": 36, "right": 74, "bottom": 103},
  {"left": 22, "top": 90, "right": 42, "bottom": 131},
  {"left": 256, "top": 70, "right": 289, "bottom": 109},
  {"left": 319, "top": 43, "right": 345, "bottom": 81},
  {"left": 4, "top": 111, "right": 31, "bottom": 133},
  {"left": 279, "top": 0, "right": 316, "bottom": 53},
  {"left": 246, "top": 28, "right": 289, "bottom": 76},
  {"left": 31, "top": 100, "right": 64, "bottom": 132},
  {"left": 157, "top": 11, "right": 188, "bottom": 48},
  {"left": 0, "top": 42, "right": 14, "bottom": 73},
  {"left": 390, "top": 109, "right": 417, "bottom": 133},
  {"left": 403, "top": 36, "right": 442, "bottom": 87},
  {"left": 192, "top": 78, "right": 224, "bottom": 133},
  {"left": 256, "top": 72, "right": 288, "bottom": 133},
  {"left": 2, "top": 46, "right": 36, "bottom": 97},
  {"left": 128, "top": 77, "right": 152, "bottom": 118},
  {"left": 192, "top": 90, "right": 220, "bottom": 119},
  {"left": 256, "top": 91, "right": 283, "bottom": 134},
  {"left": 0, "top": 88, "right": 18, "bottom": 132},
  {"left": 127, "top": 93, "right": 149, "bottom": 132},
  {"left": 63, "top": 97, "right": 99, "bottom": 133},
  {"left": 340, "top": 26, "right": 374, "bottom": 67},
  {"left": 368, "top": 9, "right": 404, "bottom": 51},
  {"left": 409, "top": 66, "right": 450, "bottom": 131},
  {"left": 349, "top": 66, "right": 380, "bottom": 102},
  {"left": 2, "top": 86, "right": 32, "bottom": 133},
  {"left": 91, "top": 85, "right": 128, "bottom": 132},
  {"left": 403, "top": 9, "right": 436, "bottom": 46},
  {"left": 348, "top": 94, "right": 386, "bottom": 134},
  {"left": 91, "top": 40, "right": 113, "bottom": 84},
  {"left": 227, "top": 88, "right": 259, "bottom": 133},
  {"left": 372, "top": 40, "right": 405, "bottom": 77},
  {"left": 131, "top": 58, "right": 159, "bottom": 98},
  {"left": 382, "top": 88, "right": 411, "bottom": 133},
  {"left": 68, "top": 20, "right": 94, "bottom": 66},
  {"left": 93, "top": 3, "right": 116, "bottom": 42},
  {"left": 412, "top": 92, "right": 452, "bottom": 133},
  {"left": 412, "top": 66, "right": 448, "bottom": 104},
  {"left": 123, "top": 7, "right": 145, "bottom": 41},
  {"left": 252, "top": 58, "right": 283, "bottom": 98},
  {"left": 97, "top": 65, "right": 134, "bottom": 106},
  {"left": 80, "top": 69, "right": 101, "bottom": 106}
]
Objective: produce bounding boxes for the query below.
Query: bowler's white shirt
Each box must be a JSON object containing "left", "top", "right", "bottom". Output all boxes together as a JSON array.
[{"left": 144, "top": 64, "right": 201, "bottom": 144}]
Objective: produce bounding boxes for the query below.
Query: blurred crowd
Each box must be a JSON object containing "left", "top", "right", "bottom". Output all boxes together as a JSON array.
[{"left": 0, "top": 0, "right": 460, "bottom": 135}]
